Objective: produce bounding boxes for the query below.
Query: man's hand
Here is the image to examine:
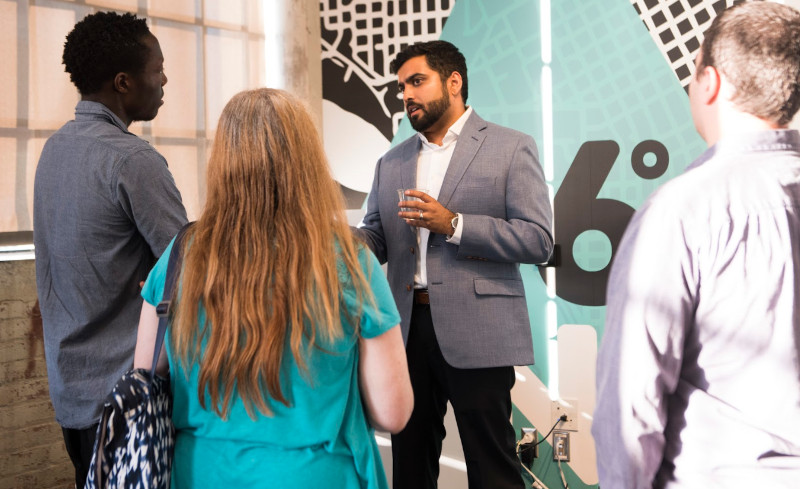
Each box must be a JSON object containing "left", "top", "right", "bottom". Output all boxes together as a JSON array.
[{"left": 398, "top": 189, "right": 457, "bottom": 235}]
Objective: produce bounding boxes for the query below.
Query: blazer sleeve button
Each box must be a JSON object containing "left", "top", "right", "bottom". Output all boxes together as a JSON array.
[
  {"left": 406, "top": 284, "right": 412, "bottom": 291},
  {"left": 410, "top": 247, "right": 415, "bottom": 254}
]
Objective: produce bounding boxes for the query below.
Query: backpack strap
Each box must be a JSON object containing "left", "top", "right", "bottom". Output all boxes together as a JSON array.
[{"left": 151, "top": 222, "right": 193, "bottom": 375}]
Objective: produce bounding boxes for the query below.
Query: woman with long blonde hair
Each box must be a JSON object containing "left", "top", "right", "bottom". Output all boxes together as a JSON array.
[{"left": 133, "top": 88, "right": 412, "bottom": 488}]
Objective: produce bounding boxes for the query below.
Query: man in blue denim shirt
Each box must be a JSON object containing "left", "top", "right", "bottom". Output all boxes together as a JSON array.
[{"left": 33, "top": 12, "right": 186, "bottom": 487}]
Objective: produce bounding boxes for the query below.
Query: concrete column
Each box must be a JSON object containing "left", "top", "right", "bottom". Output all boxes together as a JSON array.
[{"left": 265, "top": 0, "right": 323, "bottom": 133}]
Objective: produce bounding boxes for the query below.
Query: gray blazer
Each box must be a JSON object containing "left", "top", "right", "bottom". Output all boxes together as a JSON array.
[{"left": 355, "top": 111, "right": 553, "bottom": 369}]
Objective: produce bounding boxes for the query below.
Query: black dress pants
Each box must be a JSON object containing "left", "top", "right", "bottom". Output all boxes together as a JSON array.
[
  {"left": 62, "top": 423, "right": 98, "bottom": 489},
  {"left": 391, "top": 302, "right": 524, "bottom": 489}
]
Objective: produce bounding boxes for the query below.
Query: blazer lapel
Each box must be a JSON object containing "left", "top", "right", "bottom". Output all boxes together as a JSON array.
[
  {"left": 437, "top": 111, "right": 487, "bottom": 208},
  {"left": 399, "top": 136, "right": 422, "bottom": 191},
  {"left": 393, "top": 137, "right": 423, "bottom": 238}
]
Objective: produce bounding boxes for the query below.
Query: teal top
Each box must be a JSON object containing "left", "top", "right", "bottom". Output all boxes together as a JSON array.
[{"left": 142, "top": 239, "right": 401, "bottom": 489}]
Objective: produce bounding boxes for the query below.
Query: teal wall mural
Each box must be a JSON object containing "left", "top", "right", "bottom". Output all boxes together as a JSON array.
[{"left": 323, "top": 0, "right": 740, "bottom": 487}]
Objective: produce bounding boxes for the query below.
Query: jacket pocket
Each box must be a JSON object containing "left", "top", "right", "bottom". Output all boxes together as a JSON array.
[
  {"left": 474, "top": 278, "right": 524, "bottom": 296},
  {"left": 460, "top": 176, "right": 496, "bottom": 188}
]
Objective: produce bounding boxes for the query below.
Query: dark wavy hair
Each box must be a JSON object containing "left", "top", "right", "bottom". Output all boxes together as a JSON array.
[
  {"left": 62, "top": 11, "right": 152, "bottom": 95},
  {"left": 390, "top": 40, "right": 469, "bottom": 103},
  {"left": 699, "top": 1, "right": 800, "bottom": 126}
]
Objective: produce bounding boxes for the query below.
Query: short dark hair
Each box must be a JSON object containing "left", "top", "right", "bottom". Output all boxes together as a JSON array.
[
  {"left": 62, "top": 11, "right": 152, "bottom": 95},
  {"left": 699, "top": 1, "right": 800, "bottom": 126},
  {"left": 390, "top": 40, "right": 469, "bottom": 103}
]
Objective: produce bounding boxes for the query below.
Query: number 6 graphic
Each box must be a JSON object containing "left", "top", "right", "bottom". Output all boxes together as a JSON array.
[{"left": 540, "top": 140, "right": 668, "bottom": 306}]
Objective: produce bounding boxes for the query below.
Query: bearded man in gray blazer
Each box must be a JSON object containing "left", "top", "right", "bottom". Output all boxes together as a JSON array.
[{"left": 353, "top": 40, "right": 553, "bottom": 489}]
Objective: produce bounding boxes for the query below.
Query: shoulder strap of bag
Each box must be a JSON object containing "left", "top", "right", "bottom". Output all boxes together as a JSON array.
[{"left": 151, "top": 222, "right": 193, "bottom": 374}]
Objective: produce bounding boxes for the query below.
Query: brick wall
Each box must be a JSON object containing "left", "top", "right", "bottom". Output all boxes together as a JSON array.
[{"left": 0, "top": 260, "right": 72, "bottom": 489}]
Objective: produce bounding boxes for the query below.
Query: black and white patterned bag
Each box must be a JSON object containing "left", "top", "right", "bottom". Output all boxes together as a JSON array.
[
  {"left": 85, "top": 224, "right": 190, "bottom": 489},
  {"left": 85, "top": 369, "right": 174, "bottom": 489}
]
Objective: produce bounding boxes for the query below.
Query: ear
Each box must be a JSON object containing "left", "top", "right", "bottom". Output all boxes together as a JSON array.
[
  {"left": 697, "top": 65, "right": 721, "bottom": 106},
  {"left": 113, "top": 72, "right": 131, "bottom": 94},
  {"left": 447, "top": 71, "right": 463, "bottom": 99}
]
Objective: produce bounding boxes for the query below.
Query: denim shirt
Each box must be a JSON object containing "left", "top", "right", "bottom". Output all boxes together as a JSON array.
[{"left": 34, "top": 100, "right": 187, "bottom": 428}]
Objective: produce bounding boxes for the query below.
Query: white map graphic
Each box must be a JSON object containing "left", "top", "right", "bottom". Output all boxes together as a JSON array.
[{"left": 321, "top": 0, "right": 455, "bottom": 195}]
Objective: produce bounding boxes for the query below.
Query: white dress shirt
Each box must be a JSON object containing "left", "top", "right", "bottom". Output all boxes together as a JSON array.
[
  {"left": 593, "top": 129, "right": 800, "bottom": 488},
  {"left": 413, "top": 106, "right": 472, "bottom": 288}
]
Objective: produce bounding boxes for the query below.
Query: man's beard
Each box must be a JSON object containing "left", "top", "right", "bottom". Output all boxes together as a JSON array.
[{"left": 408, "top": 90, "right": 450, "bottom": 133}]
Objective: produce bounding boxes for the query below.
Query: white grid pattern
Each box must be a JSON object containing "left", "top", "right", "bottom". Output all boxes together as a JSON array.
[
  {"left": 631, "top": 0, "right": 742, "bottom": 88},
  {"left": 321, "top": 0, "right": 454, "bottom": 123}
]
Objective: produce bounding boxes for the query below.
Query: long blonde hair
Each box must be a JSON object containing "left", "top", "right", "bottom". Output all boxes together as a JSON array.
[{"left": 171, "top": 88, "right": 371, "bottom": 419}]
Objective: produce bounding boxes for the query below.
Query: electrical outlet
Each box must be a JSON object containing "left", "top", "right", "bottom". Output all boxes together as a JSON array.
[
  {"left": 553, "top": 430, "right": 570, "bottom": 462},
  {"left": 520, "top": 427, "right": 536, "bottom": 445},
  {"left": 519, "top": 427, "right": 538, "bottom": 465},
  {"left": 551, "top": 398, "right": 578, "bottom": 431}
]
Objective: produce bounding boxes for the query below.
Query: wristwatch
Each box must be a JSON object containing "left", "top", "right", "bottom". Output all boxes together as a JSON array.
[{"left": 450, "top": 214, "right": 460, "bottom": 234}]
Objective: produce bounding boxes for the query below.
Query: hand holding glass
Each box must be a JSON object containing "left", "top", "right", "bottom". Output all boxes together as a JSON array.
[{"left": 397, "top": 188, "right": 428, "bottom": 215}]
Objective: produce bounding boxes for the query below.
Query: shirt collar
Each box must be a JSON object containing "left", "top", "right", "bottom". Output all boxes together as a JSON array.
[
  {"left": 686, "top": 129, "right": 800, "bottom": 173},
  {"left": 418, "top": 106, "right": 473, "bottom": 148},
  {"left": 74, "top": 100, "right": 132, "bottom": 134}
]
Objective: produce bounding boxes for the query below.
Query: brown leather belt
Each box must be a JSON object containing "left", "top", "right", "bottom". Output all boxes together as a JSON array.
[{"left": 414, "top": 289, "right": 430, "bottom": 305}]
